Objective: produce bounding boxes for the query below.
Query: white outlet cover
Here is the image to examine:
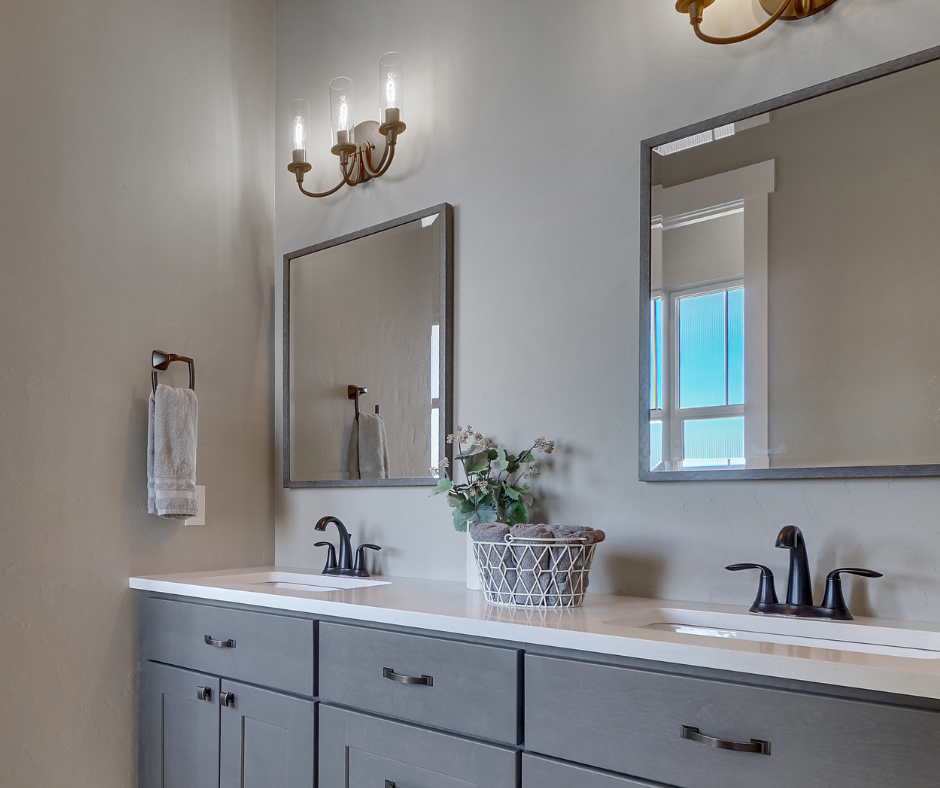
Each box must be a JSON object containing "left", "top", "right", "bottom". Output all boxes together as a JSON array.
[{"left": 185, "top": 486, "right": 206, "bottom": 526}]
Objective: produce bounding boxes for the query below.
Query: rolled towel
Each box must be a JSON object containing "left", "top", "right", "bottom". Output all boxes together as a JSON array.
[{"left": 148, "top": 384, "right": 198, "bottom": 519}]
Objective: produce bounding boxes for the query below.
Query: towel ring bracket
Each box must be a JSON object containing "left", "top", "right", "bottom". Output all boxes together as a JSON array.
[{"left": 152, "top": 350, "right": 196, "bottom": 394}]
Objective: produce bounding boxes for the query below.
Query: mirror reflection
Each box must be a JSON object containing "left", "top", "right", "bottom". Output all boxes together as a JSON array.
[
  {"left": 285, "top": 205, "right": 452, "bottom": 486},
  {"left": 645, "top": 57, "right": 940, "bottom": 477}
]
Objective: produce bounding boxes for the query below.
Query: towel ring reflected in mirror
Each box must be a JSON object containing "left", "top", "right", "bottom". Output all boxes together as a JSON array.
[
  {"left": 152, "top": 351, "right": 195, "bottom": 394},
  {"left": 283, "top": 203, "right": 454, "bottom": 488}
]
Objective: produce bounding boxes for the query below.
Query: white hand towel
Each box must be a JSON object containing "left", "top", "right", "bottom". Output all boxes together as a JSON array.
[
  {"left": 147, "top": 384, "right": 198, "bottom": 519},
  {"left": 346, "top": 413, "right": 390, "bottom": 480}
]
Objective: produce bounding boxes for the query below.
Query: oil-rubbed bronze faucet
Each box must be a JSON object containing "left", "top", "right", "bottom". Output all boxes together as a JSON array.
[
  {"left": 727, "top": 526, "right": 881, "bottom": 621},
  {"left": 314, "top": 516, "right": 381, "bottom": 577}
]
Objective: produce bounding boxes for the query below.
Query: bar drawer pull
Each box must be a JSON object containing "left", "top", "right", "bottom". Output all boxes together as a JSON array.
[
  {"left": 681, "top": 725, "right": 771, "bottom": 756},
  {"left": 204, "top": 635, "right": 236, "bottom": 648},
  {"left": 382, "top": 667, "right": 433, "bottom": 686}
]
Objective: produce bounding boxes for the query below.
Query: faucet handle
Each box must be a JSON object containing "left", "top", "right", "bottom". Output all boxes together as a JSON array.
[
  {"left": 821, "top": 568, "right": 883, "bottom": 620},
  {"left": 314, "top": 541, "right": 338, "bottom": 572},
  {"left": 726, "top": 563, "right": 779, "bottom": 611},
  {"left": 353, "top": 544, "right": 381, "bottom": 576}
]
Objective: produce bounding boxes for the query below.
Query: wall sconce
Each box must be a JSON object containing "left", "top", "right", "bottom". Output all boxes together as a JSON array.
[
  {"left": 676, "top": 0, "right": 839, "bottom": 45},
  {"left": 287, "top": 52, "right": 407, "bottom": 198}
]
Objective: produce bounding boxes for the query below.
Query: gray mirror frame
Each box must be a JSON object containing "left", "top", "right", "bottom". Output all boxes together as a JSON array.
[
  {"left": 283, "top": 203, "right": 454, "bottom": 488},
  {"left": 639, "top": 45, "right": 940, "bottom": 482}
]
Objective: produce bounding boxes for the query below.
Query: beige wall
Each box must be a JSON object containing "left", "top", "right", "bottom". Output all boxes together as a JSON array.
[
  {"left": 290, "top": 219, "right": 438, "bottom": 480},
  {"left": 656, "top": 61, "right": 940, "bottom": 468},
  {"left": 274, "top": 0, "right": 940, "bottom": 623},
  {"left": 0, "top": 0, "right": 275, "bottom": 785}
]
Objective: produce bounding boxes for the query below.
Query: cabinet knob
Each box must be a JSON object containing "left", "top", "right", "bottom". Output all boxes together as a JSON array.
[
  {"left": 384, "top": 782, "right": 396, "bottom": 788},
  {"left": 220, "top": 691, "right": 235, "bottom": 707},
  {"left": 196, "top": 686, "right": 212, "bottom": 702}
]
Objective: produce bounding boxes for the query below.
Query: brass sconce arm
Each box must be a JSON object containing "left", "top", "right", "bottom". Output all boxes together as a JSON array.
[
  {"left": 678, "top": 0, "right": 839, "bottom": 45},
  {"left": 287, "top": 161, "right": 345, "bottom": 198}
]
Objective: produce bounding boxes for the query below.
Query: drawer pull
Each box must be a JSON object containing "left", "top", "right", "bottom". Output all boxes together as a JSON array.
[
  {"left": 681, "top": 725, "right": 771, "bottom": 756},
  {"left": 383, "top": 667, "right": 433, "bottom": 686},
  {"left": 196, "top": 686, "right": 212, "bottom": 702},
  {"left": 220, "top": 691, "right": 236, "bottom": 707},
  {"left": 204, "top": 635, "right": 236, "bottom": 648}
]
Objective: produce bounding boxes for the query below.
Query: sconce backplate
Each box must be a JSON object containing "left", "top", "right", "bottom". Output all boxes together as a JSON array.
[
  {"left": 354, "top": 120, "right": 385, "bottom": 161},
  {"left": 758, "top": 0, "right": 838, "bottom": 21}
]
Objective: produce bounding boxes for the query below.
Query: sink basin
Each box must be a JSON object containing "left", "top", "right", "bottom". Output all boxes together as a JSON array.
[
  {"left": 212, "top": 571, "right": 390, "bottom": 593},
  {"left": 605, "top": 607, "right": 940, "bottom": 660}
]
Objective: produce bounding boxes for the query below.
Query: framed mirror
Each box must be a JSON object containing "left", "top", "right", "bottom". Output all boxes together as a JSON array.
[
  {"left": 283, "top": 204, "right": 453, "bottom": 487},
  {"left": 640, "top": 46, "right": 940, "bottom": 481}
]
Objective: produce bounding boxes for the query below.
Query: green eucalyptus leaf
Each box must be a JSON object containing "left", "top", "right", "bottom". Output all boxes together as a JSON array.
[
  {"left": 463, "top": 451, "right": 490, "bottom": 475},
  {"left": 518, "top": 451, "right": 534, "bottom": 464},
  {"left": 452, "top": 508, "right": 469, "bottom": 531},
  {"left": 505, "top": 500, "right": 529, "bottom": 525},
  {"left": 474, "top": 503, "right": 498, "bottom": 524},
  {"left": 430, "top": 478, "right": 454, "bottom": 496},
  {"left": 502, "top": 483, "right": 520, "bottom": 501},
  {"left": 490, "top": 448, "right": 509, "bottom": 475}
]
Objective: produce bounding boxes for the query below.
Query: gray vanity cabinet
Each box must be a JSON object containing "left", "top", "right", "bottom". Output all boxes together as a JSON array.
[
  {"left": 318, "top": 704, "right": 519, "bottom": 788},
  {"left": 525, "top": 654, "right": 940, "bottom": 788},
  {"left": 138, "top": 595, "right": 317, "bottom": 788}
]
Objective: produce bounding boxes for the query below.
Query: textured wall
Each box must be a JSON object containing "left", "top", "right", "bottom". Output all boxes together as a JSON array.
[
  {"left": 0, "top": 0, "right": 275, "bottom": 785},
  {"left": 274, "top": 0, "right": 940, "bottom": 623}
]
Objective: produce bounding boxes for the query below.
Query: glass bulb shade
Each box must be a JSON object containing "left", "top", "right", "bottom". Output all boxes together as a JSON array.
[
  {"left": 329, "top": 77, "right": 354, "bottom": 146},
  {"left": 379, "top": 52, "right": 403, "bottom": 124},
  {"left": 290, "top": 99, "right": 310, "bottom": 160}
]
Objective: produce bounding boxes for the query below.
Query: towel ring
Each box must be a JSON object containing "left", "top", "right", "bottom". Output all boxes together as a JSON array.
[
  {"left": 347, "top": 385, "right": 367, "bottom": 417},
  {"left": 152, "top": 350, "right": 195, "bottom": 394}
]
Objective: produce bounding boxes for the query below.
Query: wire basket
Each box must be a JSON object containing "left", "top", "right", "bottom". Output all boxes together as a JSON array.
[{"left": 472, "top": 534, "right": 597, "bottom": 608}]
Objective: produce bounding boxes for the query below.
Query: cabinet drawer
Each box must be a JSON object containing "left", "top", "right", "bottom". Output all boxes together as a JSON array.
[
  {"left": 319, "top": 621, "right": 520, "bottom": 743},
  {"left": 523, "top": 754, "right": 660, "bottom": 788},
  {"left": 139, "top": 596, "right": 314, "bottom": 696},
  {"left": 525, "top": 654, "right": 940, "bottom": 788},
  {"left": 319, "top": 704, "right": 518, "bottom": 788}
]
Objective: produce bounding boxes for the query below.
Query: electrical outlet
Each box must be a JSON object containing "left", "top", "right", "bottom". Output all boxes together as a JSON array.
[{"left": 185, "top": 486, "right": 206, "bottom": 526}]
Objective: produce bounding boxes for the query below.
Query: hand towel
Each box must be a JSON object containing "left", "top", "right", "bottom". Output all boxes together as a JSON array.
[
  {"left": 147, "top": 384, "right": 198, "bottom": 519},
  {"left": 346, "top": 413, "right": 390, "bottom": 480}
]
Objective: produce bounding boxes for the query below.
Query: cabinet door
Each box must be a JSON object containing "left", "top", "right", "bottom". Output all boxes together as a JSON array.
[
  {"left": 139, "top": 660, "right": 220, "bottom": 788},
  {"left": 219, "top": 680, "right": 315, "bottom": 788},
  {"left": 319, "top": 704, "right": 517, "bottom": 788}
]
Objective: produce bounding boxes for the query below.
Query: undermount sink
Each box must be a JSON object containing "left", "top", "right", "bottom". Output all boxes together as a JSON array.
[
  {"left": 212, "top": 571, "right": 390, "bottom": 593},
  {"left": 605, "top": 608, "right": 940, "bottom": 660}
]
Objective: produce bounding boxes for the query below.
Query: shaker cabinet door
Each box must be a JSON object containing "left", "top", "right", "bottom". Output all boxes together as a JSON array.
[
  {"left": 318, "top": 704, "right": 518, "bottom": 788},
  {"left": 138, "top": 660, "right": 220, "bottom": 788},
  {"left": 219, "top": 680, "right": 316, "bottom": 788}
]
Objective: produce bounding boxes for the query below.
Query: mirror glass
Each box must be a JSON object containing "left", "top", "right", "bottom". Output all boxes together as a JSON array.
[
  {"left": 284, "top": 205, "right": 452, "bottom": 487},
  {"left": 643, "top": 54, "right": 940, "bottom": 479}
]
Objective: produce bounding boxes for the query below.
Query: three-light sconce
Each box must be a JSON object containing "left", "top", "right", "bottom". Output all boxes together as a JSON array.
[
  {"left": 288, "top": 52, "right": 407, "bottom": 199},
  {"left": 676, "top": 0, "right": 839, "bottom": 45}
]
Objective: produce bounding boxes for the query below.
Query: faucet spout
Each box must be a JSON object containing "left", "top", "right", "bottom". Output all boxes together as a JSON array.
[
  {"left": 315, "top": 516, "right": 353, "bottom": 571},
  {"left": 775, "top": 525, "right": 813, "bottom": 607}
]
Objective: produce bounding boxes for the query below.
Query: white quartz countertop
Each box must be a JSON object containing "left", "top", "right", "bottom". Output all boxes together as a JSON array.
[{"left": 130, "top": 566, "right": 940, "bottom": 702}]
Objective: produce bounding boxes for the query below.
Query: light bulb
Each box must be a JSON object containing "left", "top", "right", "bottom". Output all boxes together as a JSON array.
[
  {"left": 329, "top": 77, "right": 354, "bottom": 146},
  {"left": 289, "top": 99, "right": 310, "bottom": 164},
  {"left": 378, "top": 53, "right": 403, "bottom": 125}
]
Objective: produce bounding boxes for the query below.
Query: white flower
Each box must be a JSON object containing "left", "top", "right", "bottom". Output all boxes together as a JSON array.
[
  {"left": 533, "top": 437, "right": 555, "bottom": 454},
  {"left": 439, "top": 457, "right": 450, "bottom": 469},
  {"left": 523, "top": 462, "right": 540, "bottom": 478},
  {"left": 446, "top": 434, "right": 455, "bottom": 444}
]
